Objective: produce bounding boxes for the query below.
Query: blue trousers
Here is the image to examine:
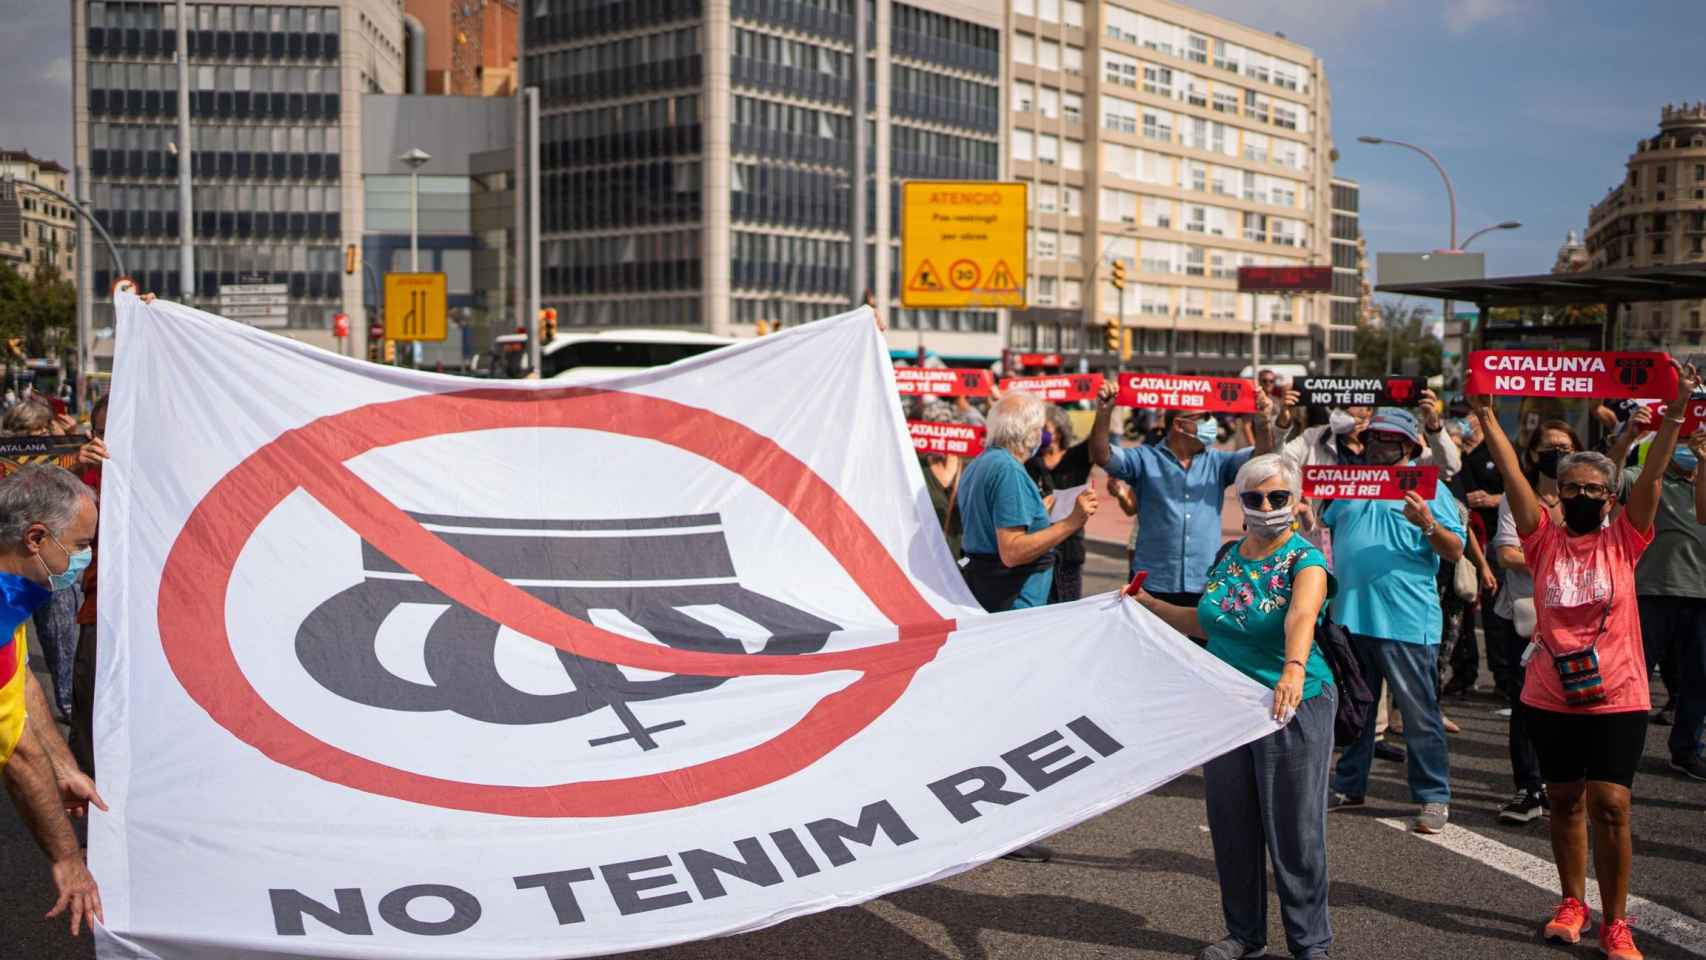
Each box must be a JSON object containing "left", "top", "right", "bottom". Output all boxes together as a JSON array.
[
  {"left": 1333, "top": 634, "right": 1452, "bottom": 804},
  {"left": 1203, "top": 684, "right": 1337, "bottom": 958},
  {"left": 1639, "top": 595, "right": 1706, "bottom": 761}
]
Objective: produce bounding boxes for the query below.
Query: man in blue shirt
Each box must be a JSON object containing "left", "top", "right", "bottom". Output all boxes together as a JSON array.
[
  {"left": 1321, "top": 407, "right": 1465, "bottom": 834},
  {"left": 957, "top": 391, "right": 1098, "bottom": 611},
  {"left": 1089, "top": 380, "right": 1276, "bottom": 621}
]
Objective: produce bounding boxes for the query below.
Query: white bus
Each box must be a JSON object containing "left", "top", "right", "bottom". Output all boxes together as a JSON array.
[{"left": 487, "top": 329, "right": 739, "bottom": 381}]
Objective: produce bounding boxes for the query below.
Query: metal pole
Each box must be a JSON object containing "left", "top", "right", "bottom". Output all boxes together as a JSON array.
[
  {"left": 1169, "top": 306, "right": 1178, "bottom": 374},
  {"left": 176, "top": 0, "right": 193, "bottom": 298},
  {"left": 1116, "top": 282, "right": 1126, "bottom": 368},
  {"left": 409, "top": 169, "right": 420, "bottom": 272},
  {"left": 850, "top": 0, "right": 868, "bottom": 304},
  {"left": 1251, "top": 297, "right": 1262, "bottom": 381},
  {"left": 526, "top": 85, "right": 542, "bottom": 378},
  {"left": 513, "top": 8, "right": 527, "bottom": 358}
]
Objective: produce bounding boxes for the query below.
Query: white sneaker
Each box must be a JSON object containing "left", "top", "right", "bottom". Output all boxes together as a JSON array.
[{"left": 1413, "top": 802, "right": 1449, "bottom": 834}]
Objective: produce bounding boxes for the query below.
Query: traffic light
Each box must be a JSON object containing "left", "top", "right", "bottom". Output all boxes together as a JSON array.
[
  {"left": 538, "top": 307, "right": 558, "bottom": 342},
  {"left": 755, "top": 320, "right": 771, "bottom": 336},
  {"left": 383, "top": 339, "right": 396, "bottom": 364},
  {"left": 1120, "top": 328, "right": 1133, "bottom": 363},
  {"left": 1110, "top": 259, "right": 1126, "bottom": 290},
  {"left": 1104, "top": 318, "right": 1120, "bottom": 352},
  {"left": 344, "top": 243, "right": 359, "bottom": 275}
]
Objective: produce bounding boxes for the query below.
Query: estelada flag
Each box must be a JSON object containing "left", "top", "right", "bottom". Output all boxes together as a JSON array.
[
  {"left": 894, "top": 367, "right": 993, "bottom": 397},
  {"left": 1303, "top": 465, "right": 1439, "bottom": 500},
  {"left": 1466, "top": 351, "right": 1678, "bottom": 400},
  {"left": 999, "top": 373, "right": 1103, "bottom": 402},
  {"left": 1114, "top": 373, "right": 1256, "bottom": 413}
]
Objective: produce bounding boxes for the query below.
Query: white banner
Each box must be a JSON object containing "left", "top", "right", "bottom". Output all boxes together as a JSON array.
[{"left": 91, "top": 293, "right": 1278, "bottom": 959}]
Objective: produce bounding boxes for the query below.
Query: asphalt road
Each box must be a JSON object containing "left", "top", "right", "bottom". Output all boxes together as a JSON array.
[{"left": 6, "top": 551, "right": 1704, "bottom": 960}]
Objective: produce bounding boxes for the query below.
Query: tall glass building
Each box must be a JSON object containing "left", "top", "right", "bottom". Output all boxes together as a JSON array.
[
  {"left": 523, "top": 0, "right": 1007, "bottom": 362},
  {"left": 72, "top": 0, "right": 408, "bottom": 357}
]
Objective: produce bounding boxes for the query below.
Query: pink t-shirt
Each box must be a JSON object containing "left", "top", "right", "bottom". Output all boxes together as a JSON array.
[{"left": 1520, "top": 510, "right": 1653, "bottom": 715}]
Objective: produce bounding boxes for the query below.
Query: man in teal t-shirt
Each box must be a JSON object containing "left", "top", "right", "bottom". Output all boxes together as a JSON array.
[{"left": 958, "top": 447, "right": 1055, "bottom": 608}]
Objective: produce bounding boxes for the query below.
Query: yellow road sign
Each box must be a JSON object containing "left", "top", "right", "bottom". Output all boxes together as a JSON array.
[
  {"left": 383, "top": 272, "right": 448, "bottom": 342},
  {"left": 901, "top": 181, "right": 1027, "bottom": 309}
]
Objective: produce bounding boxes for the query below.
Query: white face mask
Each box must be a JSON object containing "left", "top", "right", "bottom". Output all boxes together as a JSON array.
[
  {"left": 1329, "top": 410, "right": 1358, "bottom": 436},
  {"left": 1243, "top": 505, "right": 1293, "bottom": 538}
]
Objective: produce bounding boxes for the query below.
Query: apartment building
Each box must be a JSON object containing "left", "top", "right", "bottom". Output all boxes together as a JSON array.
[
  {"left": 1007, "top": 0, "right": 1334, "bottom": 375},
  {"left": 0, "top": 151, "right": 79, "bottom": 279}
]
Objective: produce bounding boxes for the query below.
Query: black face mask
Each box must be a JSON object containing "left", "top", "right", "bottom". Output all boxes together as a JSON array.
[
  {"left": 1536, "top": 449, "right": 1564, "bottom": 479},
  {"left": 1364, "top": 438, "right": 1408, "bottom": 466},
  {"left": 1561, "top": 494, "right": 1605, "bottom": 535}
]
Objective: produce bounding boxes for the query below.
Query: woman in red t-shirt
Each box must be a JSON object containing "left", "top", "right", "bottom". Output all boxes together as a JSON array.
[{"left": 1470, "top": 360, "right": 1700, "bottom": 960}]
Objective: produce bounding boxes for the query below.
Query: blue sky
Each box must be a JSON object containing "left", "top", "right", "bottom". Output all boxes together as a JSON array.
[
  {"left": 1191, "top": 0, "right": 1701, "bottom": 286},
  {"left": 3, "top": 0, "right": 1695, "bottom": 287}
]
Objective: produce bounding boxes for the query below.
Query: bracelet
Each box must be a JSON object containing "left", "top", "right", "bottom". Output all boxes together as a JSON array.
[
  {"left": 1668, "top": 416, "right": 1688, "bottom": 425},
  {"left": 1284, "top": 658, "right": 1306, "bottom": 669}
]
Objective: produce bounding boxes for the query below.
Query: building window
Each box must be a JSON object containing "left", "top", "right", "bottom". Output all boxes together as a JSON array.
[
  {"left": 1012, "top": 81, "right": 1034, "bottom": 112},
  {"left": 1657, "top": 166, "right": 1668, "bottom": 183},
  {"left": 1653, "top": 236, "right": 1666, "bottom": 256}
]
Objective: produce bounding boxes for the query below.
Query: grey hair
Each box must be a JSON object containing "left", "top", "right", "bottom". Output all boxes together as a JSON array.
[
  {"left": 1045, "top": 404, "right": 1076, "bottom": 447},
  {"left": 1558, "top": 451, "right": 1618, "bottom": 488},
  {"left": 986, "top": 391, "right": 1047, "bottom": 454},
  {"left": 1235, "top": 453, "right": 1302, "bottom": 499},
  {"left": 0, "top": 465, "right": 97, "bottom": 542}
]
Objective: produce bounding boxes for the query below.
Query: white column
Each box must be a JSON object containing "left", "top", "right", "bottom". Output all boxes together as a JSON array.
[{"left": 703, "top": 0, "right": 732, "bottom": 335}]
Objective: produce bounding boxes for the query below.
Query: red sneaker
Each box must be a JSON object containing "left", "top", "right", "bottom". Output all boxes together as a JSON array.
[
  {"left": 1598, "top": 917, "right": 1643, "bottom": 960},
  {"left": 1544, "top": 897, "right": 1589, "bottom": 944}
]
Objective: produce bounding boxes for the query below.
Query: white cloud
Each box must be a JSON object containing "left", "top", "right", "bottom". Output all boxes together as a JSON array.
[
  {"left": 40, "top": 56, "right": 71, "bottom": 87},
  {"left": 1443, "top": 0, "right": 1525, "bottom": 33}
]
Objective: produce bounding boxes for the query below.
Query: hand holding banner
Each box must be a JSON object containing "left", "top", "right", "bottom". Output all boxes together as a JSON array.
[
  {"left": 1114, "top": 373, "right": 1256, "bottom": 413},
  {"left": 895, "top": 367, "right": 994, "bottom": 397},
  {"left": 999, "top": 373, "right": 1104, "bottom": 403},
  {"left": 1466, "top": 351, "right": 1679, "bottom": 400},
  {"left": 907, "top": 420, "right": 986, "bottom": 456},
  {"left": 1303, "top": 465, "right": 1439, "bottom": 500},
  {"left": 1295, "top": 377, "right": 1422, "bottom": 408}
]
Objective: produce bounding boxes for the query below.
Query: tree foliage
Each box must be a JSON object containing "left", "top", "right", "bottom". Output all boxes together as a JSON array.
[
  {"left": 0, "top": 260, "right": 76, "bottom": 359},
  {"left": 1354, "top": 300, "right": 1443, "bottom": 377},
  {"left": 1486, "top": 304, "right": 1607, "bottom": 326}
]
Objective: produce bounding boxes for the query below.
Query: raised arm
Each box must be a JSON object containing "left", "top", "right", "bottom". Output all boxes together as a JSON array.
[
  {"left": 1628, "top": 363, "right": 1702, "bottom": 535},
  {"left": 1471, "top": 394, "right": 1542, "bottom": 537},
  {"left": 1606, "top": 405, "right": 1652, "bottom": 472},
  {"left": 1249, "top": 384, "right": 1276, "bottom": 455},
  {"left": 1089, "top": 380, "right": 1120, "bottom": 467},
  {"left": 1420, "top": 389, "right": 1462, "bottom": 478}
]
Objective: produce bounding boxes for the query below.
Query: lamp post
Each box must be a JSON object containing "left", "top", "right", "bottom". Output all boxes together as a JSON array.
[
  {"left": 398, "top": 148, "right": 432, "bottom": 272},
  {"left": 1460, "top": 220, "right": 1522, "bottom": 252}
]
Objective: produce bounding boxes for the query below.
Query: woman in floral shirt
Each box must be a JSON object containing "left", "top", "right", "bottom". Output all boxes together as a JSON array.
[{"left": 1136, "top": 454, "right": 1336, "bottom": 960}]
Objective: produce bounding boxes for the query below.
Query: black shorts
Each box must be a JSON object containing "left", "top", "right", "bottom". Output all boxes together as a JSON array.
[{"left": 1524, "top": 706, "right": 1649, "bottom": 788}]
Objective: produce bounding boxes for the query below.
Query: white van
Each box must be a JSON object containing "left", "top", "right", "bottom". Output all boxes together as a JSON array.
[{"left": 488, "top": 329, "right": 738, "bottom": 381}]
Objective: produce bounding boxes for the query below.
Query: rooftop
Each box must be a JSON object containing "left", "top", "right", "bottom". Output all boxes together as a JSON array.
[
  {"left": 0, "top": 149, "right": 67, "bottom": 174},
  {"left": 1377, "top": 262, "right": 1706, "bottom": 308}
]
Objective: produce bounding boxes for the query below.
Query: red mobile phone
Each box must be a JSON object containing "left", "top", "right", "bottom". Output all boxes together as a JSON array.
[{"left": 1123, "top": 570, "right": 1148, "bottom": 597}]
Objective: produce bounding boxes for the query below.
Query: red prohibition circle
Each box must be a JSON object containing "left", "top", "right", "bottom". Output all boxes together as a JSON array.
[
  {"left": 157, "top": 386, "right": 956, "bottom": 817},
  {"left": 948, "top": 259, "right": 982, "bottom": 291}
]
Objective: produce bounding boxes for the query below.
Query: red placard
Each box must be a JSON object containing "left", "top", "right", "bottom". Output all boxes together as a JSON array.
[
  {"left": 893, "top": 367, "right": 994, "bottom": 397},
  {"left": 999, "top": 373, "right": 1103, "bottom": 403},
  {"left": 1466, "top": 351, "right": 1679, "bottom": 400},
  {"left": 907, "top": 420, "right": 986, "bottom": 456},
  {"left": 1237, "top": 265, "right": 1333, "bottom": 293},
  {"left": 1303, "top": 465, "right": 1439, "bottom": 500},
  {"left": 1114, "top": 373, "right": 1257, "bottom": 413},
  {"left": 1016, "top": 352, "right": 1063, "bottom": 367},
  {"left": 1643, "top": 397, "right": 1706, "bottom": 436}
]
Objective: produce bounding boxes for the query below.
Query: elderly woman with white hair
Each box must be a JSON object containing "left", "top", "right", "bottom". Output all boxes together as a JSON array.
[
  {"left": 956, "top": 391, "right": 1098, "bottom": 613},
  {"left": 1135, "top": 453, "right": 1337, "bottom": 960},
  {"left": 1467, "top": 362, "right": 1700, "bottom": 960}
]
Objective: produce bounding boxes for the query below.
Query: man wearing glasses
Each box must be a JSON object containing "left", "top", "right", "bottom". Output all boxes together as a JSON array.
[
  {"left": 1321, "top": 407, "right": 1467, "bottom": 834},
  {"left": 1088, "top": 380, "right": 1277, "bottom": 637}
]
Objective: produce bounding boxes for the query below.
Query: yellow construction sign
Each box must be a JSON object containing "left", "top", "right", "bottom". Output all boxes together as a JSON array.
[
  {"left": 383, "top": 272, "right": 449, "bottom": 342},
  {"left": 901, "top": 181, "right": 1027, "bottom": 309}
]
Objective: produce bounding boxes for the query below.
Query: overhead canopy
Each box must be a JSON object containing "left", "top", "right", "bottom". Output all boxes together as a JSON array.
[{"left": 1377, "top": 262, "right": 1706, "bottom": 308}]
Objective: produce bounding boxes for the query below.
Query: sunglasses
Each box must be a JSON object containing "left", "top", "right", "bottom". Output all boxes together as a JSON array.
[{"left": 1239, "top": 490, "right": 1294, "bottom": 510}]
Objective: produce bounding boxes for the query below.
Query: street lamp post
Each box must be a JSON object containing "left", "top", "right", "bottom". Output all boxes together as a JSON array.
[
  {"left": 1453, "top": 221, "right": 1522, "bottom": 363},
  {"left": 398, "top": 148, "right": 432, "bottom": 273}
]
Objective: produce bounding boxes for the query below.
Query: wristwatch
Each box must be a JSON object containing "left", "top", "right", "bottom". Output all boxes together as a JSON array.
[{"left": 1421, "top": 520, "right": 1438, "bottom": 537}]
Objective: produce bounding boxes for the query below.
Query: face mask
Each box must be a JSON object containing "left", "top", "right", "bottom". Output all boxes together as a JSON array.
[
  {"left": 1329, "top": 410, "right": 1358, "bottom": 436},
  {"left": 1560, "top": 494, "right": 1605, "bottom": 536},
  {"left": 1194, "top": 418, "right": 1220, "bottom": 448},
  {"left": 1038, "top": 428, "right": 1053, "bottom": 453},
  {"left": 1675, "top": 446, "right": 1700, "bottom": 473},
  {"left": 1365, "top": 438, "right": 1408, "bottom": 466},
  {"left": 36, "top": 534, "right": 92, "bottom": 592},
  {"left": 1242, "top": 505, "right": 1293, "bottom": 539},
  {"left": 1536, "top": 449, "right": 1564, "bottom": 479}
]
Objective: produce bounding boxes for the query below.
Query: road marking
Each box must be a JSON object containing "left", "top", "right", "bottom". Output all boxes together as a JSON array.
[{"left": 1377, "top": 818, "right": 1706, "bottom": 957}]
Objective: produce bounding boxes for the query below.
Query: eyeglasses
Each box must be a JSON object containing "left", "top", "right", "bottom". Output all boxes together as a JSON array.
[
  {"left": 1560, "top": 482, "right": 1612, "bottom": 500},
  {"left": 1239, "top": 490, "right": 1293, "bottom": 510}
]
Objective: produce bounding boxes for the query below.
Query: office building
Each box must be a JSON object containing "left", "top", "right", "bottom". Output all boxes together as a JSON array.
[
  {"left": 1584, "top": 102, "right": 1706, "bottom": 350},
  {"left": 405, "top": 0, "right": 519, "bottom": 95},
  {"left": 1324, "top": 175, "right": 1360, "bottom": 374},
  {"left": 1008, "top": 0, "right": 1334, "bottom": 375},
  {"left": 0, "top": 151, "right": 79, "bottom": 279},
  {"left": 72, "top": 0, "right": 408, "bottom": 363},
  {"left": 524, "top": 0, "right": 1007, "bottom": 363}
]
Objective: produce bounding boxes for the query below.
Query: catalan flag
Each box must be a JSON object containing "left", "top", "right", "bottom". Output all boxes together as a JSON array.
[{"left": 0, "top": 572, "right": 53, "bottom": 768}]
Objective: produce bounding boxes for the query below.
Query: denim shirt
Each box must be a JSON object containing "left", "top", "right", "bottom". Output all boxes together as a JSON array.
[{"left": 1105, "top": 441, "right": 1252, "bottom": 593}]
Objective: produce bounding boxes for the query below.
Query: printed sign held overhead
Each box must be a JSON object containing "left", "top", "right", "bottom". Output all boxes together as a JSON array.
[
  {"left": 1296, "top": 377, "right": 1423, "bottom": 408},
  {"left": 1000, "top": 373, "right": 1103, "bottom": 403},
  {"left": 1115, "top": 373, "right": 1257, "bottom": 413},
  {"left": 902, "top": 182, "right": 1027, "bottom": 309},
  {"left": 1466, "top": 351, "right": 1678, "bottom": 400},
  {"left": 1303, "top": 465, "right": 1439, "bottom": 500},
  {"left": 907, "top": 420, "right": 986, "bottom": 456},
  {"left": 894, "top": 367, "right": 995, "bottom": 397}
]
